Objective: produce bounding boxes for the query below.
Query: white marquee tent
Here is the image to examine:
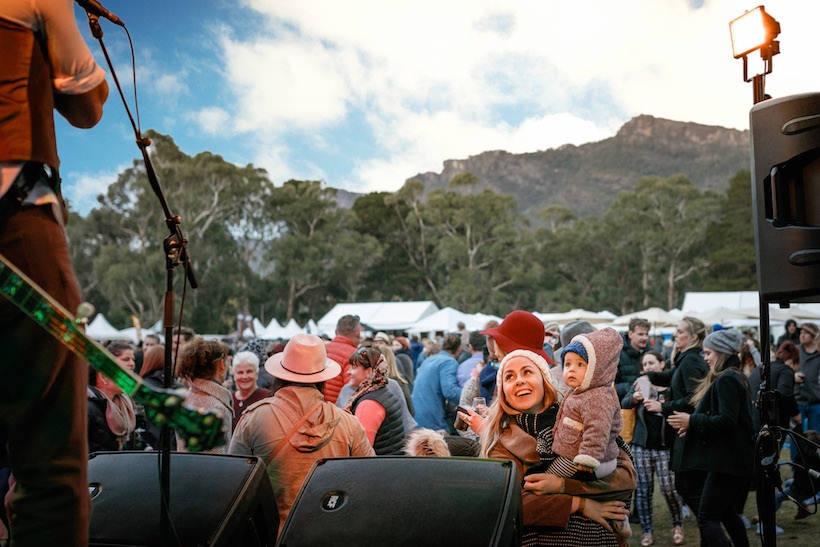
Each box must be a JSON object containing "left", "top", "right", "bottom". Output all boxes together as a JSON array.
[
  {"left": 317, "top": 301, "right": 439, "bottom": 335},
  {"left": 407, "top": 307, "right": 497, "bottom": 334},
  {"left": 86, "top": 313, "right": 123, "bottom": 341}
]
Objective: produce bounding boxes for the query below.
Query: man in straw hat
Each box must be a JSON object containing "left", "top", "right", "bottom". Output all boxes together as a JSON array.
[{"left": 230, "top": 334, "right": 374, "bottom": 527}]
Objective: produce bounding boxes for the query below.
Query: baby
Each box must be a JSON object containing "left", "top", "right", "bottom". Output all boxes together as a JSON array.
[
  {"left": 549, "top": 327, "right": 631, "bottom": 540},
  {"left": 550, "top": 327, "right": 623, "bottom": 480}
]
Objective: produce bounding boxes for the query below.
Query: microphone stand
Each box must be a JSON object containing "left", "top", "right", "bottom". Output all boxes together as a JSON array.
[
  {"left": 755, "top": 298, "right": 780, "bottom": 547},
  {"left": 84, "top": 13, "right": 199, "bottom": 547}
]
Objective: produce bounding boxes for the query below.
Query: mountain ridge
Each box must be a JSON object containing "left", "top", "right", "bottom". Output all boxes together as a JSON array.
[{"left": 395, "top": 114, "right": 751, "bottom": 216}]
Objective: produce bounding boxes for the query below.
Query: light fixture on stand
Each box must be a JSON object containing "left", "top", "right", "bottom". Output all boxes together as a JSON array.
[{"left": 730, "top": 5, "right": 780, "bottom": 104}]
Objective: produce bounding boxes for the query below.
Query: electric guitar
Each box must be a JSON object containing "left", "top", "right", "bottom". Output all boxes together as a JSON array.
[{"left": 0, "top": 253, "right": 225, "bottom": 452}]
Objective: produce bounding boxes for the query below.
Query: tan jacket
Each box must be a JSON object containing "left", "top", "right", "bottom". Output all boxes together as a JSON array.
[{"left": 229, "top": 385, "right": 374, "bottom": 526}]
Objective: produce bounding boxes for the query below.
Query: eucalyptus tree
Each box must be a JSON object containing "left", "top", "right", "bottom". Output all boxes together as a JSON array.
[
  {"left": 385, "top": 175, "right": 536, "bottom": 312},
  {"left": 426, "top": 184, "right": 533, "bottom": 313},
  {"left": 534, "top": 215, "right": 613, "bottom": 312},
  {"left": 385, "top": 179, "right": 443, "bottom": 303},
  {"left": 351, "top": 191, "right": 423, "bottom": 301},
  {"left": 70, "top": 131, "right": 274, "bottom": 332},
  {"left": 604, "top": 175, "right": 722, "bottom": 310},
  {"left": 701, "top": 170, "right": 756, "bottom": 291},
  {"left": 264, "top": 179, "right": 380, "bottom": 322}
]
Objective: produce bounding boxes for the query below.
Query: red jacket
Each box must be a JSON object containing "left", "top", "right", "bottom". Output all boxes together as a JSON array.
[{"left": 323, "top": 335, "right": 357, "bottom": 404}]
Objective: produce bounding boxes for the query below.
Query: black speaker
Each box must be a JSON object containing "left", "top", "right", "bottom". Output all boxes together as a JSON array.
[
  {"left": 750, "top": 92, "right": 820, "bottom": 304},
  {"left": 277, "top": 456, "right": 521, "bottom": 547},
  {"left": 88, "top": 452, "right": 278, "bottom": 546}
]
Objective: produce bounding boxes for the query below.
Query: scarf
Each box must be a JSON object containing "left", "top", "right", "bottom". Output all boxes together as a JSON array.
[
  {"left": 514, "top": 402, "right": 559, "bottom": 465},
  {"left": 106, "top": 392, "right": 137, "bottom": 449},
  {"left": 345, "top": 359, "right": 389, "bottom": 412}
]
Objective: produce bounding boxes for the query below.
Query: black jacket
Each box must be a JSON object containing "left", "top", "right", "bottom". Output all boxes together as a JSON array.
[
  {"left": 616, "top": 335, "right": 644, "bottom": 400},
  {"left": 645, "top": 347, "right": 708, "bottom": 415},
  {"left": 671, "top": 359, "right": 755, "bottom": 477},
  {"left": 87, "top": 387, "right": 119, "bottom": 454},
  {"left": 621, "top": 383, "right": 675, "bottom": 450}
]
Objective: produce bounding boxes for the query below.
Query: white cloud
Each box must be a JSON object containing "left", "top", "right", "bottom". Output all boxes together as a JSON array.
[
  {"left": 214, "top": 0, "right": 820, "bottom": 192},
  {"left": 190, "top": 107, "right": 231, "bottom": 135},
  {"left": 64, "top": 168, "right": 123, "bottom": 213}
]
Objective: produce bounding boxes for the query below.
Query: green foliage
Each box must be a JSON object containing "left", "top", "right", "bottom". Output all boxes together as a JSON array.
[
  {"left": 701, "top": 170, "right": 757, "bottom": 290},
  {"left": 67, "top": 130, "right": 757, "bottom": 332}
]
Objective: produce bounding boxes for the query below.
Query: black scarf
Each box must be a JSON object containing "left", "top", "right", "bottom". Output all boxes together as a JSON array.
[{"left": 514, "top": 402, "right": 559, "bottom": 465}]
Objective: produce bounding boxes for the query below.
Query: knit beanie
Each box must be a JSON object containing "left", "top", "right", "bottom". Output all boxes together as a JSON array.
[
  {"left": 703, "top": 328, "right": 743, "bottom": 355},
  {"left": 561, "top": 340, "right": 588, "bottom": 364},
  {"left": 496, "top": 350, "right": 558, "bottom": 416},
  {"left": 559, "top": 321, "right": 595, "bottom": 348}
]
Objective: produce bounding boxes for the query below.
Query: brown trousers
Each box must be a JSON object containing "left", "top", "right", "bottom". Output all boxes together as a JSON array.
[{"left": 0, "top": 205, "right": 89, "bottom": 546}]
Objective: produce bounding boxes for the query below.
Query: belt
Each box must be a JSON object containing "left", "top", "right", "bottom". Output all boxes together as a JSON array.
[{"left": 0, "top": 162, "right": 57, "bottom": 219}]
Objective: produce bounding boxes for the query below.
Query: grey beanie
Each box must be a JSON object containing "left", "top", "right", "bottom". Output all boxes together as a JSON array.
[
  {"left": 560, "top": 320, "right": 596, "bottom": 348},
  {"left": 703, "top": 328, "right": 743, "bottom": 355}
]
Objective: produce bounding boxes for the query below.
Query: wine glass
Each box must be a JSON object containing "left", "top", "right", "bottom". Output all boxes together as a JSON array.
[{"left": 472, "top": 397, "right": 488, "bottom": 417}]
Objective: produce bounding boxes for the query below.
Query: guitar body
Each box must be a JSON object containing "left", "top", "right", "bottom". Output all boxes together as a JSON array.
[{"left": 0, "top": 253, "right": 225, "bottom": 452}]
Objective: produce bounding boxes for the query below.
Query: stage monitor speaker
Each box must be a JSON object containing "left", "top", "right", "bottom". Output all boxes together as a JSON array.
[
  {"left": 750, "top": 92, "right": 820, "bottom": 303},
  {"left": 88, "top": 452, "right": 278, "bottom": 546},
  {"left": 277, "top": 456, "right": 521, "bottom": 547}
]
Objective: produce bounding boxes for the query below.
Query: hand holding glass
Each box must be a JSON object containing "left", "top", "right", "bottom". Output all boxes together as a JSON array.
[{"left": 473, "top": 397, "right": 488, "bottom": 417}]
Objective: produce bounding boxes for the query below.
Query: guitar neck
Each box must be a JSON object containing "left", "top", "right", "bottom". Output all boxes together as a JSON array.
[{"left": 0, "top": 256, "right": 140, "bottom": 396}]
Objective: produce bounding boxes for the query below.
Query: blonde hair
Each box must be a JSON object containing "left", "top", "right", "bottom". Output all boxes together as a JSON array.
[
  {"left": 479, "top": 350, "right": 559, "bottom": 458},
  {"left": 376, "top": 345, "right": 408, "bottom": 385},
  {"left": 690, "top": 350, "right": 734, "bottom": 406},
  {"left": 671, "top": 316, "right": 707, "bottom": 363}
]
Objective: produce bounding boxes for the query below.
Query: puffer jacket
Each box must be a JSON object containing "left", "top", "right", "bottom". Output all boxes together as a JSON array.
[
  {"left": 323, "top": 336, "right": 357, "bottom": 403},
  {"left": 351, "top": 387, "right": 406, "bottom": 455}
]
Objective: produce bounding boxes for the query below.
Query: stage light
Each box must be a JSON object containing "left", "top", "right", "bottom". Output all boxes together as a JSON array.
[
  {"left": 730, "top": 6, "right": 780, "bottom": 59},
  {"left": 730, "top": 5, "right": 781, "bottom": 104}
]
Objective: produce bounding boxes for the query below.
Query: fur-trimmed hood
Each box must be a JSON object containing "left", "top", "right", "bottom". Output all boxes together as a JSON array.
[{"left": 567, "top": 327, "right": 623, "bottom": 392}]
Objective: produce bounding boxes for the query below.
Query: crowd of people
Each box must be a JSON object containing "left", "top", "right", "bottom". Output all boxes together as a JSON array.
[
  {"left": 7, "top": 310, "right": 811, "bottom": 545},
  {"left": 2, "top": 3, "right": 819, "bottom": 546}
]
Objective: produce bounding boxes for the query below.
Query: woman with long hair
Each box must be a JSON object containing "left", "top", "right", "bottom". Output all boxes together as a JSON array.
[
  {"left": 376, "top": 344, "right": 413, "bottom": 414},
  {"left": 477, "top": 348, "right": 635, "bottom": 546},
  {"left": 667, "top": 329, "right": 755, "bottom": 546},
  {"left": 176, "top": 339, "right": 233, "bottom": 453}
]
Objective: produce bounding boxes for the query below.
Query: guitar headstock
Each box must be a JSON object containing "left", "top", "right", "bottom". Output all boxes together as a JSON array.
[{"left": 134, "top": 384, "right": 226, "bottom": 452}]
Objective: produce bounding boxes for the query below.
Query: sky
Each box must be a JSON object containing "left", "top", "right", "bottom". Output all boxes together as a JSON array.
[{"left": 57, "top": 0, "right": 820, "bottom": 214}]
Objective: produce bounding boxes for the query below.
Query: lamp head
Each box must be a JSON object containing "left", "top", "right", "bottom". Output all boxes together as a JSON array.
[{"left": 730, "top": 6, "right": 781, "bottom": 60}]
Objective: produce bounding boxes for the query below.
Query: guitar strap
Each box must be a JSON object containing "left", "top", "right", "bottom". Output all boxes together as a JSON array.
[{"left": 265, "top": 400, "right": 323, "bottom": 466}]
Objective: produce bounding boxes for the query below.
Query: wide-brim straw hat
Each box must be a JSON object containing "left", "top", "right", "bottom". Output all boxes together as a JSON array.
[{"left": 265, "top": 333, "right": 341, "bottom": 383}]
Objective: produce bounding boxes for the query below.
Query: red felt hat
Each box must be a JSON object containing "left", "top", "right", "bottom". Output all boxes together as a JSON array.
[{"left": 481, "top": 310, "right": 553, "bottom": 364}]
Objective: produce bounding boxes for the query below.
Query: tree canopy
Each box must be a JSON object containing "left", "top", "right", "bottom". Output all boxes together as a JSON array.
[{"left": 67, "top": 131, "right": 756, "bottom": 332}]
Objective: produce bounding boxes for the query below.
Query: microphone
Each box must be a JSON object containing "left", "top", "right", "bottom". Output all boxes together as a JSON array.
[{"left": 75, "top": 0, "right": 124, "bottom": 26}]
